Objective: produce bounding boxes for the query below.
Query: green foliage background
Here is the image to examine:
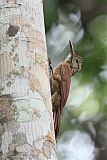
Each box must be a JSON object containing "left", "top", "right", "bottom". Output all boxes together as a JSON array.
[{"left": 44, "top": 0, "right": 107, "bottom": 159}]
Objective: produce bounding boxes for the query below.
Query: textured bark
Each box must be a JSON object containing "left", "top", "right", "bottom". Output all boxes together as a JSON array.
[{"left": 0, "top": 0, "right": 57, "bottom": 159}]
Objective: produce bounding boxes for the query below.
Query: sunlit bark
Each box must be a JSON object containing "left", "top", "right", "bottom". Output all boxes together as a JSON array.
[{"left": 0, "top": 0, "right": 57, "bottom": 159}]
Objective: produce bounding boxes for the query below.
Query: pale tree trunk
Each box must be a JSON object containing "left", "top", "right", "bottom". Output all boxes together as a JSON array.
[{"left": 0, "top": 0, "right": 57, "bottom": 159}]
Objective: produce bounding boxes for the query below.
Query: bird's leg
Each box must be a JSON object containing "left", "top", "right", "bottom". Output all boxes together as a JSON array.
[
  {"left": 52, "top": 74, "right": 61, "bottom": 82},
  {"left": 48, "top": 57, "right": 53, "bottom": 76},
  {"left": 48, "top": 58, "right": 62, "bottom": 82}
]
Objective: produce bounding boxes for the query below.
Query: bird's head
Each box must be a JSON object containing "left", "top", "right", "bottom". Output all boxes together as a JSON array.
[{"left": 65, "top": 40, "right": 83, "bottom": 75}]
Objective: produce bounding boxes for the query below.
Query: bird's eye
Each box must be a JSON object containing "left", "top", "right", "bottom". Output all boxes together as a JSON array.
[{"left": 76, "top": 59, "right": 78, "bottom": 63}]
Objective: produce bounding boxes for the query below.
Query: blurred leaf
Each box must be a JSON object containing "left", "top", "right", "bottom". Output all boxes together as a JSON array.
[
  {"left": 89, "top": 15, "right": 107, "bottom": 47},
  {"left": 43, "top": 0, "right": 58, "bottom": 31}
]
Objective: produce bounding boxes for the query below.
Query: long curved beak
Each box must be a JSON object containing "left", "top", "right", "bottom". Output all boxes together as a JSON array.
[{"left": 69, "top": 40, "right": 74, "bottom": 59}]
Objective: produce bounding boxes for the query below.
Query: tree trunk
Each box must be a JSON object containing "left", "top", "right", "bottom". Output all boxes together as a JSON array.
[{"left": 0, "top": 0, "right": 57, "bottom": 159}]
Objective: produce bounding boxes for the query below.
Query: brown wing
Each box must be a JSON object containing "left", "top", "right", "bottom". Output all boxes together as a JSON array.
[
  {"left": 53, "top": 64, "right": 72, "bottom": 140},
  {"left": 60, "top": 64, "right": 72, "bottom": 111}
]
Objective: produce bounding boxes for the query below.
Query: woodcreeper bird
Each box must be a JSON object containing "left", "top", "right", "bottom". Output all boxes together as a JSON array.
[{"left": 49, "top": 41, "right": 83, "bottom": 140}]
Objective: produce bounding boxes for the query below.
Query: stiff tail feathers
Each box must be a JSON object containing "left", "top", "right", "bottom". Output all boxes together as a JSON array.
[{"left": 53, "top": 108, "right": 61, "bottom": 140}]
